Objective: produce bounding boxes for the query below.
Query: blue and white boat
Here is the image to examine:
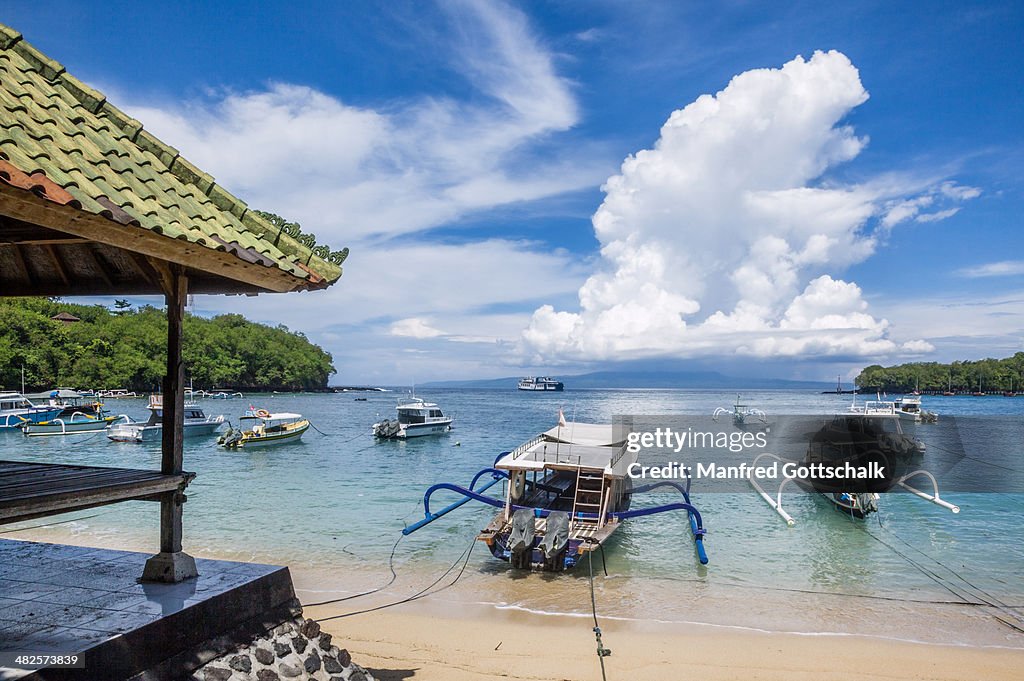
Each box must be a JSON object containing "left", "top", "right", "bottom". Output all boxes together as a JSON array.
[
  {"left": 0, "top": 392, "right": 62, "bottom": 430},
  {"left": 402, "top": 419, "right": 709, "bottom": 571}
]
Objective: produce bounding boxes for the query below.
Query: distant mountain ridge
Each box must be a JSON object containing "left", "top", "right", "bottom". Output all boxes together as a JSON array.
[{"left": 422, "top": 370, "right": 831, "bottom": 390}]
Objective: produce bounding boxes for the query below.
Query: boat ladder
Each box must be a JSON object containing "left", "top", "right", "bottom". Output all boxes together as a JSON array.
[{"left": 571, "top": 467, "right": 605, "bottom": 529}]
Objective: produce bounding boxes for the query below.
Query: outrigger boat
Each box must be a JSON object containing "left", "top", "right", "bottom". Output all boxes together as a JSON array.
[
  {"left": 403, "top": 419, "right": 709, "bottom": 570},
  {"left": 21, "top": 411, "right": 125, "bottom": 437},
  {"left": 24, "top": 388, "right": 106, "bottom": 418},
  {"left": 218, "top": 409, "right": 310, "bottom": 448},
  {"left": 750, "top": 402, "right": 956, "bottom": 525},
  {"left": 713, "top": 394, "right": 768, "bottom": 427},
  {"left": 0, "top": 392, "right": 62, "bottom": 430}
]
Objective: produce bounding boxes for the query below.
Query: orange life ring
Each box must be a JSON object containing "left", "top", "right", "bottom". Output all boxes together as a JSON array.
[{"left": 255, "top": 409, "right": 271, "bottom": 418}]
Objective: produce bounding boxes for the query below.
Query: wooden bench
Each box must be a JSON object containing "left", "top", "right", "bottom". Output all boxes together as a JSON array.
[{"left": 0, "top": 460, "right": 193, "bottom": 525}]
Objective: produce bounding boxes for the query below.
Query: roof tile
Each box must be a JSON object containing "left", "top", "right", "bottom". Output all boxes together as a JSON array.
[{"left": 0, "top": 22, "right": 344, "bottom": 290}]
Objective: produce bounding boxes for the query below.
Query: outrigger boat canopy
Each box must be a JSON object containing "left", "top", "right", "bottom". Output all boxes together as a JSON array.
[{"left": 404, "top": 419, "right": 709, "bottom": 570}]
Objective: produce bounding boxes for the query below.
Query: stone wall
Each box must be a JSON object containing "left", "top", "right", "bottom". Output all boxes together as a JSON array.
[{"left": 190, "top": 617, "right": 375, "bottom": 681}]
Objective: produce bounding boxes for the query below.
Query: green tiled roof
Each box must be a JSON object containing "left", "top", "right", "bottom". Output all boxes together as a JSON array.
[{"left": 0, "top": 23, "right": 345, "bottom": 290}]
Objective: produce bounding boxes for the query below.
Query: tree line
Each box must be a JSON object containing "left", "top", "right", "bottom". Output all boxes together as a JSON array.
[
  {"left": 856, "top": 354, "right": 1024, "bottom": 393},
  {"left": 0, "top": 298, "right": 335, "bottom": 392}
]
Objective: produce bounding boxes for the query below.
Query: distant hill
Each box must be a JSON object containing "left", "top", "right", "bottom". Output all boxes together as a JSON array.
[{"left": 422, "top": 370, "right": 831, "bottom": 390}]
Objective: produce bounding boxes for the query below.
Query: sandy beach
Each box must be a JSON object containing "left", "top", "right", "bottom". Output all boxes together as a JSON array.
[
  {"left": 5, "top": 527, "right": 1024, "bottom": 680},
  {"left": 314, "top": 601, "right": 1024, "bottom": 681}
]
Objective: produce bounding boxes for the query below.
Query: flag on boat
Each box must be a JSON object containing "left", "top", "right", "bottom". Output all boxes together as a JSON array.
[{"left": 557, "top": 408, "right": 566, "bottom": 427}]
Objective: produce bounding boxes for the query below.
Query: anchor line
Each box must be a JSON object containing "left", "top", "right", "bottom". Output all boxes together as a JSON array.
[
  {"left": 858, "top": 524, "right": 1024, "bottom": 634},
  {"left": 588, "top": 549, "right": 611, "bottom": 681},
  {"left": 308, "top": 422, "right": 367, "bottom": 442},
  {"left": 315, "top": 533, "right": 477, "bottom": 622},
  {"left": 302, "top": 533, "right": 405, "bottom": 609}
]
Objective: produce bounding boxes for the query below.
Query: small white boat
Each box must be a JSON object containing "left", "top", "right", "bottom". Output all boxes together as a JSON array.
[
  {"left": 218, "top": 409, "right": 310, "bottom": 448},
  {"left": 372, "top": 396, "right": 453, "bottom": 439},
  {"left": 107, "top": 394, "right": 224, "bottom": 442},
  {"left": 518, "top": 376, "right": 564, "bottom": 391},
  {"left": 0, "top": 392, "right": 62, "bottom": 430},
  {"left": 98, "top": 388, "right": 139, "bottom": 399},
  {"left": 892, "top": 395, "right": 938, "bottom": 423},
  {"left": 21, "top": 412, "right": 125, "bottom": 437}
]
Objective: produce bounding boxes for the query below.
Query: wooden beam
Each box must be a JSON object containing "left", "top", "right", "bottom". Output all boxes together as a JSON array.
[
  {"left": 84, "top": 244, "right": 114, "bottom": 288},
  {"left": 143, "top": 263, "right": 198, "bottom": 582},
  {"left": 128, "top": 251, "right": 160, "bottom": 288},
  {"left": 10, "top": 243, "right": 32, "bottom": 285},
  {"left": 45, "top": 244, "right": 70, "bottom": 286},
  {"left": 0, "top": 184, "right": 307, "bottom": 294},
  {"left": 161, "top": 265, "right": 186, "bottom": 549},
  {"left": 0, "top": 236, "right": 90, "bottom": 246}
]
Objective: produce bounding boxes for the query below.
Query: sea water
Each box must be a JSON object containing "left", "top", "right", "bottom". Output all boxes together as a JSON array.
[{"left": 3, "top": 389, "right": 1023, "bottom": 647}]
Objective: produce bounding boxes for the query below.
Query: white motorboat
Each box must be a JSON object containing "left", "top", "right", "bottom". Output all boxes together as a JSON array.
[
  {"left": 893, "top": 395, "right": 938, "bottom": 423},
  {"left": 107, "top": 394, "right": 224, "bottom": 442},
  {"left": 373, "top": 396, "right": 453, "bottom": 439},
  {"left": 0, "top": 392, "right": 62, "bottom": 430},
  {"left": 518, "top": 376, "right": 564, "bottom": 391}
]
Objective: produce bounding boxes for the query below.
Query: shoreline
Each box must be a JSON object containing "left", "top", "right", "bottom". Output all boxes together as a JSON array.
[
  {"left": 312, "top": 599, "right": 1024, "bottom": 681},
  {"left": 5, "top": 526, "right": 1023, "bottom": 654}
]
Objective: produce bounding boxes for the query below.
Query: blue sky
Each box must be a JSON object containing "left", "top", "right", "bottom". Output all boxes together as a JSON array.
[{"left": 6, "top": 1, "right": 1023, "bottom": 384}]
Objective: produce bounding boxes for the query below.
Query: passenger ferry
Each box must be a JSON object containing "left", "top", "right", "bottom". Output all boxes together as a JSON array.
[
  {"left": 517, "top": 376, "right": 564, "bottom": 391},
  {"left": 373, "top": 396, "right": 453, "bottom": 439}
]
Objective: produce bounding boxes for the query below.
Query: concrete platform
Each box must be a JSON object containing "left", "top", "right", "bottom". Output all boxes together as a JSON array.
[{"left": 0, "top": 539, "right": 299, "bottom": 681}]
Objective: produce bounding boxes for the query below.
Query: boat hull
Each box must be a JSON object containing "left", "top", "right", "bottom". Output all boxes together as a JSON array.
[
  {"left": 399, "top": 420, "right": 453, "bottom": 438},
  {"left": 22, "top": 416, "right": 120, "bottom": 436},
  {"left": 107, "top": 419, "right": 224, "bottom": 443},
  {"left": 230, "top": 421, "right": 309, "bottom": 448},
  {"left": 0, "top": 408, "right": 63, "bottom": 430}
]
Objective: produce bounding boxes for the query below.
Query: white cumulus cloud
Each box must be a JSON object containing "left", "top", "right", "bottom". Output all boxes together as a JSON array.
[
  {"left": 390, "top": 318, "right": 445, "bottom": 338},
  {"left": 522, "top": 50, "right": 971, "bottom": 363}
]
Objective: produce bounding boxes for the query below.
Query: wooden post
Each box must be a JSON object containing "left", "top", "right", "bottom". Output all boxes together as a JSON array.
[{"left": 143, "top": 263, "right": 198, "bottom": 582}]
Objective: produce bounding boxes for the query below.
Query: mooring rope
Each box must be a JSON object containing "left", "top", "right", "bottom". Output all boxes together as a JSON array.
[
  {"left": 315, "top": 533, "right": 477, "bottom": 621},
  {"left": 587, "top": 549, "right": 612, "bottom": 681},
  {"left": 859, "top": 523, "right": 1024, "bottom": 634}
]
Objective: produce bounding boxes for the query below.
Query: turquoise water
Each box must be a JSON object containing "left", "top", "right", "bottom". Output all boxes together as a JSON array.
[{"left": 3, "top": 389, "right": 1023, "bottom": 646}]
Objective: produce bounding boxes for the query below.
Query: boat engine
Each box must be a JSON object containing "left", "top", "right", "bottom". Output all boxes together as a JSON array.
[
  {"left": 540, "top": 511, "right": 569, "bottom": 572},
  {"left": 508, "top": 508, "right": 536, "bottom": 569},
  {"left": 219, "top": 427, "right": 244, "bottom": 449}
]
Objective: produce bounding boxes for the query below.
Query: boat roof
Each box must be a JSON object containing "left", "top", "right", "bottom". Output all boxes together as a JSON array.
[
  {"left": 541, "top": 421, "right": 623, "bottom": 447},
  {"left": 25, "top": 388, "right": 83, "bottom": 399},
  {"left": 397, "top": 401, "right": 438, "bottom": 409},
  {"left": 497, "top": 421, "right": 634, "bottom": 477},
  {"left": 259, "top": 412, "right": 303, "bottom": 420}
]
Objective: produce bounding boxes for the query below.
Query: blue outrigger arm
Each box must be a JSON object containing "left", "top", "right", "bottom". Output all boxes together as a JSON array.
[
  {"left": 403, "top": 462, "right": 709, "bottom": 565},
  {"left": 402, "top": 467, "right": 509, "bottom": 535},
  {"left": 627, "top": 480, "right": 709, "bottom": 565}
]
